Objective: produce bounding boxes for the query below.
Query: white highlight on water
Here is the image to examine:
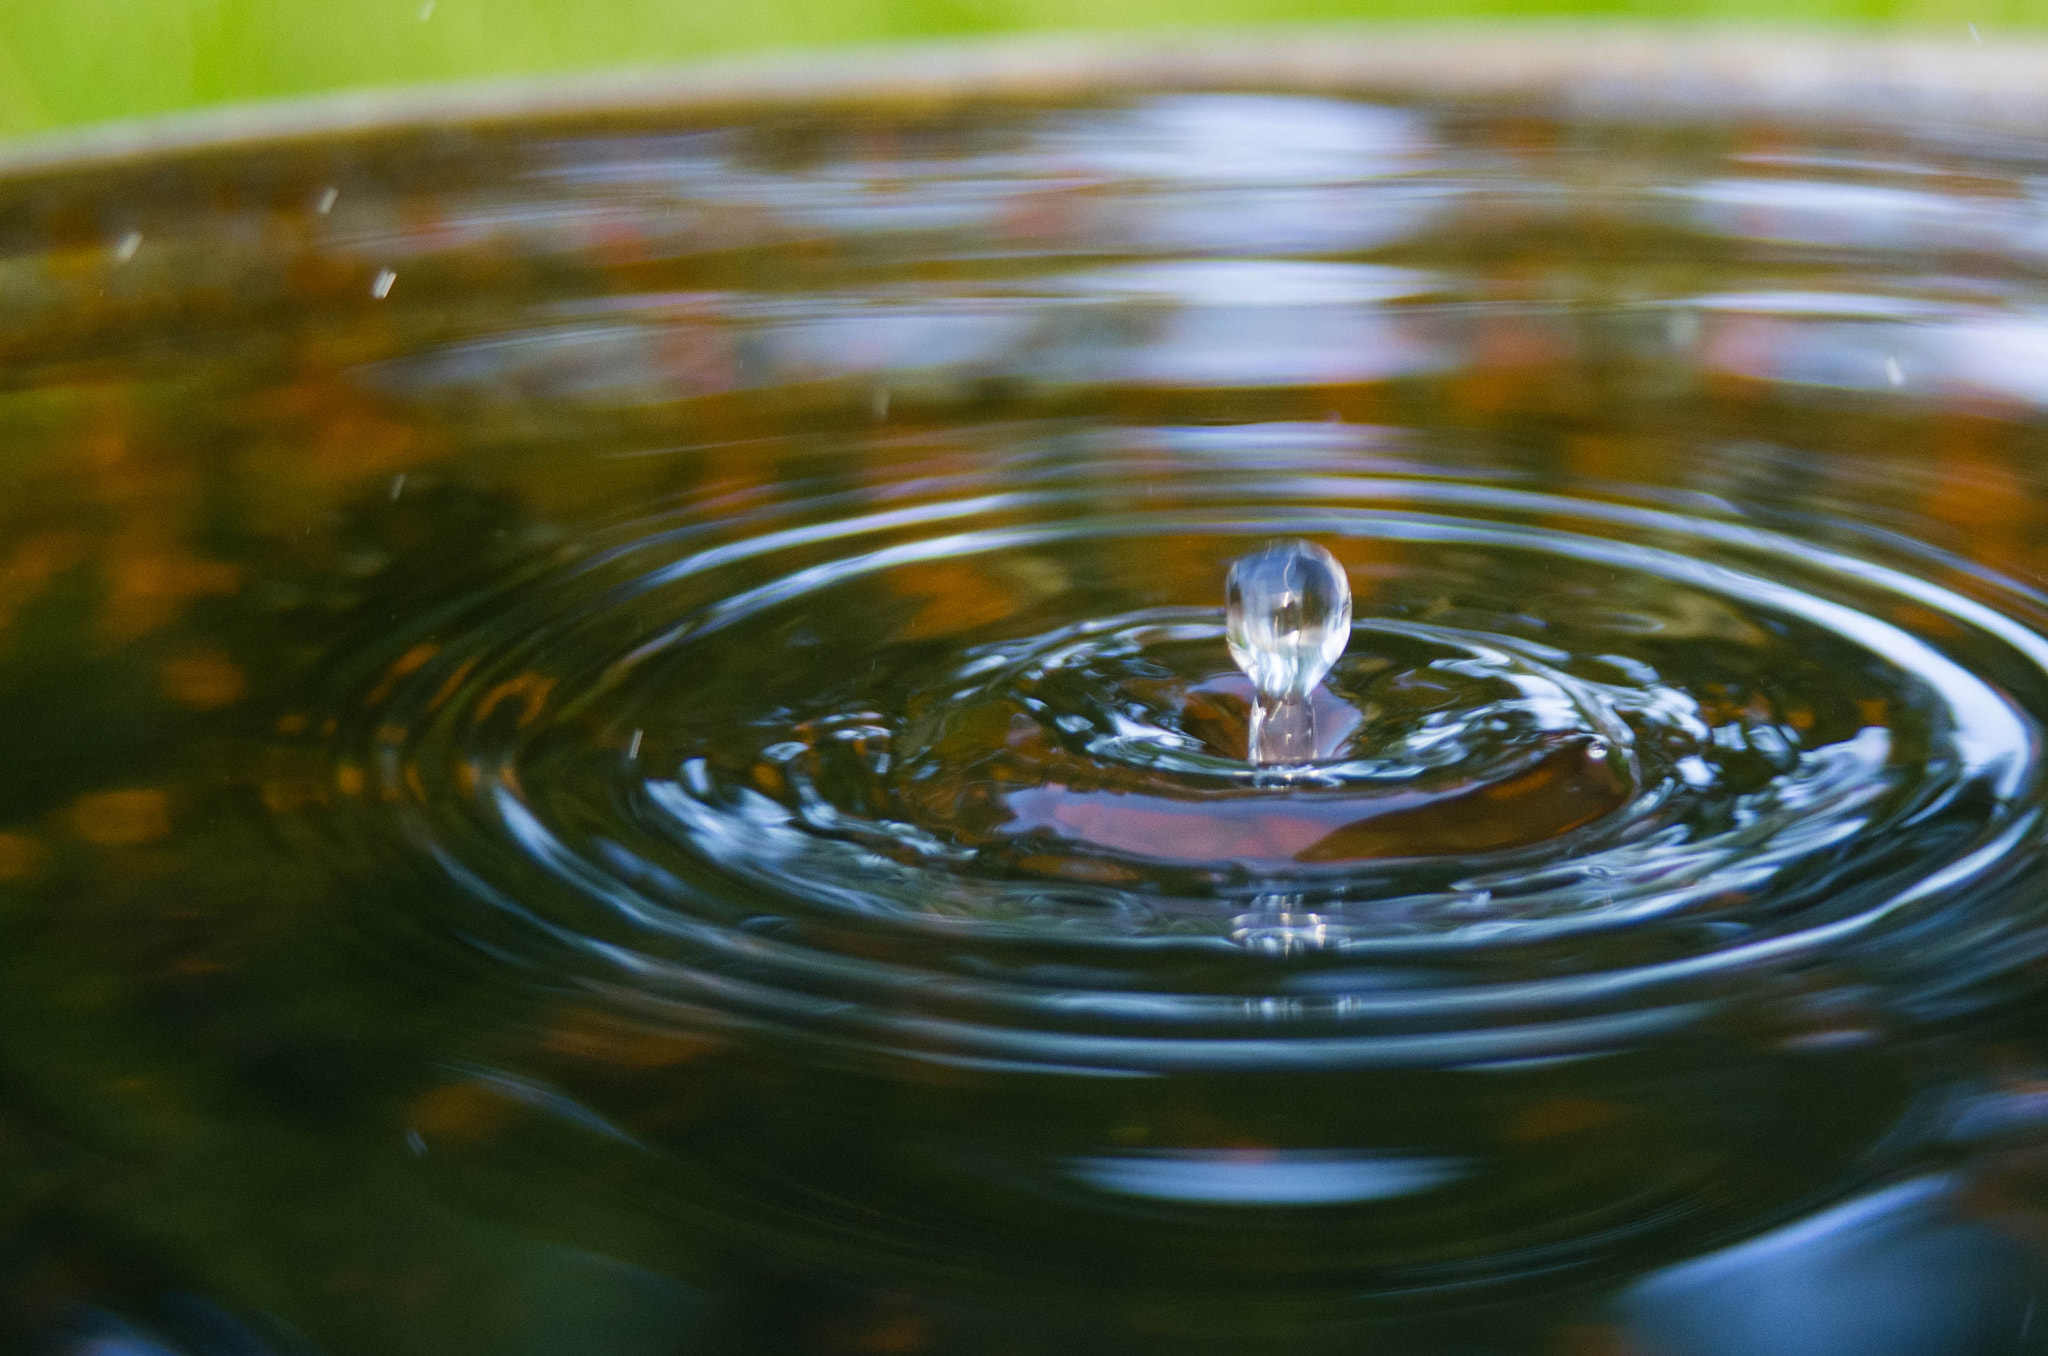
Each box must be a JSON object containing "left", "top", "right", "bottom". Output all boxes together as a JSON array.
[
  {"left": 114, "top": 231, "right": 141, "bottom": 263},
  {"left": 1225, "top": 538, "right": 1352, "bottom": 766},
  {"left": 372, "top": 268, "right": 397, "bottom": 299}
]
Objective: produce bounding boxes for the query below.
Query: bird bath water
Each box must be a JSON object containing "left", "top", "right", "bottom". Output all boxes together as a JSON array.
[{"left": 6, "top": 30, "right": 2048, "bottom": 1356}]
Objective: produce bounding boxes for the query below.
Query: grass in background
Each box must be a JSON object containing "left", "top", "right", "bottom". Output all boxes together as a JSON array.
[{"left": 0, "top": 0, "right": 2043, "bottom": 138}]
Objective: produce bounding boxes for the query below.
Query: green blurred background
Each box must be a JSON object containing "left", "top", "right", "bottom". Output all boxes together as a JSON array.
[{"left": 0, "top": 0, "right": 2036, "bottom": 141}]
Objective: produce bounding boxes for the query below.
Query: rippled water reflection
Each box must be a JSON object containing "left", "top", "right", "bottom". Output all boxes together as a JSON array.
[{"left": 5, "top": 70, "right": 2048, "bottom": 1355}]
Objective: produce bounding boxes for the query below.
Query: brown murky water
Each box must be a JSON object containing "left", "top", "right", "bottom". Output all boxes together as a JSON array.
[{"left": 2, "top": 77, "right": 2048, "bottom": 1356}]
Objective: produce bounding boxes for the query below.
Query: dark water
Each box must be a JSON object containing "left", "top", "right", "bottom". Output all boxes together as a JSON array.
[{"left": 6, "top": 83, "right": 2048, "bottom": 1355}]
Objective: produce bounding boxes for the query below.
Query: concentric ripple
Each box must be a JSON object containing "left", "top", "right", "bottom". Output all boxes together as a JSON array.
[
  {"left": 331, "top": 426, "right": 2046, "bottom": 1067},
  {"left": 289, "top": 417, "right": 2048, "bottom": 1291},
  {"left": 21, "top": 39, "right": 2048, "bottom": 1348},
  {"left": 185, "top": 87, "right": 2048, "bottom": 1298}
]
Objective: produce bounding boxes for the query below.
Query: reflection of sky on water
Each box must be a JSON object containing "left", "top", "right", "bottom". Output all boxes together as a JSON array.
[
  {"left": 1671, "top": 177, "right": 2026, "bottom": 252},
  {"left": 1621, "top": 1176, "right": 2048, "bottom": 1356},
  {"left": 509, "top": 93, "right": 1441, "bottom": 248},
  {"left": 1040, "top": 260, "right": 1434, "bottom": 305},
  {"left": 366, "top": 254, "right": 1456, "bottom": 403},
  {"left": 1666, "top": 165, "right": 2048, "bottom": 409},
  {"left": 1079, "top": 259, "right": 1445, "bottom": 387},
  {"left": 1699, "top": 294, "right": 2048, "bottom": 406},
  {"left": 1068, "top": 1149, "right": 1468, "bottom": 1205},
  {"left": 321, "top": 88, "right": 2048, "bottom": 425},
  {"left": 1088, "top": 182, "right": 1453, "bottom": 254},
  {"left": 1116, "top": 303, "right": 1442, "bottom": 387},
  {"left": 1042, "top": 94, "right": 1431, "bottom": 183},
  {"left": 340, "top": 91, "right": 1466, "bottom": 406},
  {"left": 1620, "top": 1076, "right": 2048, "bottom": 1356}
]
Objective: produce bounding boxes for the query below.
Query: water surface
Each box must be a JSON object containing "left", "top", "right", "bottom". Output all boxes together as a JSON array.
[{"left": 2, "top": 83, "right": 2048, "bottom": 1355}]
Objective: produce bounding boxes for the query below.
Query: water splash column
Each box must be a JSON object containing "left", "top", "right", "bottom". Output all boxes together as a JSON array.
[{"left": 1226, "top": 539, "right": 1352, "bottom": 767}]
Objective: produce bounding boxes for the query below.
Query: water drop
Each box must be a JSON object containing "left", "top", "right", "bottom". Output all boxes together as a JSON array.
[
  {"left": 371, "top": 268, "right": 397, "bottom": 299},
  {"left": 1225, "top": 538, "right": 1351, "bottom": 766}
]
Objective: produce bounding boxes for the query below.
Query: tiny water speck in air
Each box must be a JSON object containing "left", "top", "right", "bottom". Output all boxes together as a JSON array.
[
  {"left": 1886, "top": 354, "right": 1905, "bottom": 387},
  {"left": 113, "top": 231, "right": 140, "bottom": 263},
  {"left": 317, "top": 186, "right": 339, "bottom": 214},
  {"left": 388, "top": 474, "right": 407, "bottom": 501},
  {"left": 372, "top": 269, "right": 397, "bottom": 298},
  {"left": 418, "top": 0, "right": 436, "bottom": 18}
]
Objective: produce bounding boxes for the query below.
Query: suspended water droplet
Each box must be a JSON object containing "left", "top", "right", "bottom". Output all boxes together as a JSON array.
[{"left": 1225, "top": 538, "right": 1351, "bottom": 766}]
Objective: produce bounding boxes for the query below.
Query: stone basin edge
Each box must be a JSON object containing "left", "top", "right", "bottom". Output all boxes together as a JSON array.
[{"left": 2, "top": 25, "right": 2048, "bottom": 183}]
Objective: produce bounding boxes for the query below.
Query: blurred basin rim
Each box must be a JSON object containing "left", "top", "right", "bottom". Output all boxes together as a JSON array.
[{"left": 6, "top": 25, "right": 2048, "bottom": 180}]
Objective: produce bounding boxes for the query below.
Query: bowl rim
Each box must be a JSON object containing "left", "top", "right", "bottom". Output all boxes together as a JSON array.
[{"left": 3, "top": 24, "right": 2048, "bottom": 181}]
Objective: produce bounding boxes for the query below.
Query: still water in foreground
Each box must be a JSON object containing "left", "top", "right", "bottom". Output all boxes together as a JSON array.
[{"left": 3, "top": 76, "right": 2048, "bottom": 1355}]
